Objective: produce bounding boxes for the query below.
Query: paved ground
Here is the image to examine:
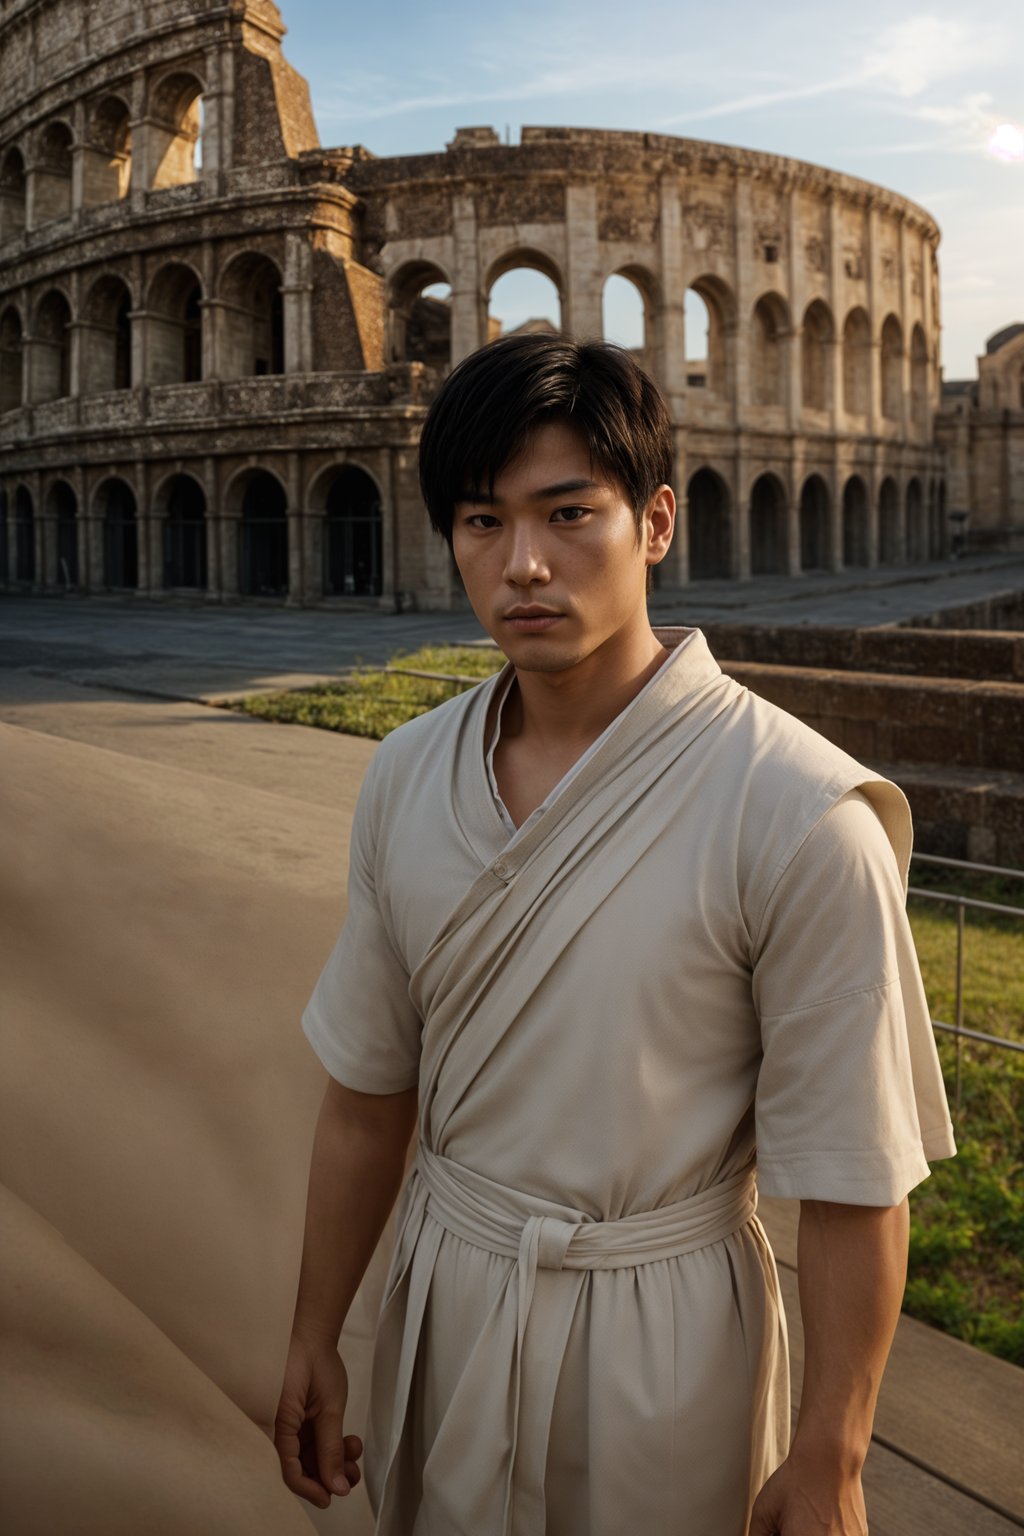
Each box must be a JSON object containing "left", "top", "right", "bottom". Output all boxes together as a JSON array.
[{"left": 1, "top": 551, "right": 1021, "bottom": 708}]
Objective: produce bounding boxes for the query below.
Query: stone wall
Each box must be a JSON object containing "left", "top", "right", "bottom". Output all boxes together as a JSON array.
[{"left": 699, "top": 621, "right": 1024, "bottom": 679}]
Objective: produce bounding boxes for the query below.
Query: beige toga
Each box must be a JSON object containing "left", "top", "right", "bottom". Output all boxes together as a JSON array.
[{"left": 302, "top": 628, "right": 956, "bottom": 1536}]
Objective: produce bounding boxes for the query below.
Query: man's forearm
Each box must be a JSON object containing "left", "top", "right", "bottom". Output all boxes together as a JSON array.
[
  {"left": 291, "top": 1078, "right": 418, "bottom": 1345},
  {"left": 791, "top": 1197, "right": 909, "bottom": 1471}
]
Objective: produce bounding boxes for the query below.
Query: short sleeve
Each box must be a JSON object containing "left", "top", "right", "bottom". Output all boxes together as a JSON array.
[
  {"left": 301, "top": 756, "right": 422, "bottom": 1094},
  {"left": 752, "top": 788, "right": 956, "bottom": 1204}
]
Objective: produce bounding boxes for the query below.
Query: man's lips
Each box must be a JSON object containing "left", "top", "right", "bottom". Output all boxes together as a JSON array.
[{"left": 501, "top": 609, "right": 564, "bottom": 631}]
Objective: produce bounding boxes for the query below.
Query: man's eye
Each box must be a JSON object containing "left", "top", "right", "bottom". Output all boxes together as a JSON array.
[
  {"left": 467, "top": 513, "right": 500, "bottom": 529},
  {"left": 551, "top": 506, "right": 589, "bottom": 523}
]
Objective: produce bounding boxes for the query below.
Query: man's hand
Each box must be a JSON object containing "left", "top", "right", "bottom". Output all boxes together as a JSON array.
[
  {"left": 748, "top": 1446, "right": 868, "bottom": 1534},
  {"left": 274, "top": 1332, "right": 363, "bottom": 1509}
]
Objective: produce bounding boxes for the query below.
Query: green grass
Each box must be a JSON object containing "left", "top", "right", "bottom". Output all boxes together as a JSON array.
[{"left": 227, "top": 646, "right": 1024, "bottom": 1365}]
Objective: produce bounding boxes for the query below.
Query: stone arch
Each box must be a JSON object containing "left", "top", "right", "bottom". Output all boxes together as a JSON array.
[
  {"left": 751, "top": 293, "right": 790, "bottom": 408},
  {"left": 32, "top": 289, "right": 72, "bottom": 401},
  {"left": 686, "top": 467, "right": 731, "bottom": 579},
  {"left": 486, "top": 248, "right": 564, "bottom": 336},
  {"left": 1, "top": 305, "right": 23, "bottom": 411},
  {"left": 48, "top": 479, "right": 79, "bottom": 587},
  {"left": 147, "top": 71, "right": 204, "bottom": 189},
  {"left": 910, "top": 325, "right": 929, "bottom": 432},
  {"left": 154, "top": 472, "right": 208, "bottom": 589},
  {"left": 82, "top": 274, "right": 133, "bottom": 393},
  {"left": 387, "top": 259, "right": 452, "bottom": 369},
  {"left": 799, "top": 475, "right": 830, "bottom": 571},
  {"left": 801, "top": 300, "right": 833, "bottom": 413},
  {"left": 842, "top": 476, "right": 870, "bottom": 566},
  {"left": 217, "top": 252, "right": 284, "bottom": 377},
  {"left": 880, "top": 315, "right": 903, "bottom": 421},
  {"left": 686, "top": 276, "right": 734, "bottom": 395},
  {"left": 225, "top": 467, "right": 289, "bottom": 597},
  {"left": 95, "top": 477, "right": 138, "bottom": 589},
  {"left": 14, "top": 484, "right": 35, "bottom": 582},
  {"left": 83, "top": 95, "right": 132, "bottom": 204},
  {"left": 906, "top": 477, "right": 926, "bottom": 559},
  {"left": 750, "top": 473, "right": 788, "bottom": 575},
  {"left": 311, "top": 464, "right": 384, "bottom": 597},
  {"left": 842, "top": 307, "right": 871, "bottom": 416},
  {"left": 602, "top": 267, "right": 656, "bottom": 372},
  {"left": 146, "top": 262, "right": 203, "bottom": 385},
  {"left": 0, "top": 146, "right": 27, "bottom": 240},
  {"left": 878, "top": 476, "right": 901, "bottom": 562},
  {"left": 34, "top": 121, "right": 73, "bottom": 223}
]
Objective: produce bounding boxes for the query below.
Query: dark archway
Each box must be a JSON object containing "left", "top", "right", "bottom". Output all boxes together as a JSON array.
[
  {"left": 219, "top": 253, "right": 284, "bottom": 377},
  {"left": 750, "top": 474, "right": 787, "bottom": 575},
  {"left": 842, "top": 308, "right": 871, "bottom": 416},
  {"left": 323, "top": 467, "right": 383, "bottom": 597},
  {"left": 49, "top": 480, "right": 78, "bottom": 586},
  {"left": 83, "top": 275, "right": 133, "bottom": 393},
  {"left": 799, "top": 476, "right": 830, "bottom": 571},
  {"left": 842, "top": 477, "right": 870, "bottom": 567},
  {"left": 880, "top": 316, "right": 903, "bottom": 422},
  {"left": 879, "top": 478, "right": 901, "bottom": 563},
  {"left": 161, "top": 475, "right": 207, "bottom": 589},
  {"left": 237, "top": 471, "right": 288, "bottom": 597},
  {"left": 147, "top": 264, "right": 203, "bottom": 385},
  {"left": 99, "top": 479, "right": 138, "bottom": 589},
  {"left": 0, "top": 306, "right": 23, "bottom": 412},
  {"left": 686, "top": 468, "right": 731, "bottom": 579},
  {"left": 33, "top": 290, "right": 72, "bottom": 401},
  {"left": 15, "top": 485, "right": 34, "bottom": 581},
  {"left": 801, "top": 301, "right": 833, "bottom": 413},
  {"left": 388, "top": 261, "right": 452, "bottom": 369}
]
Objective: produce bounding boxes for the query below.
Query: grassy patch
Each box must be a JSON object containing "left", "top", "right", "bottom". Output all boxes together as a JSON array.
[{"left": 228, "top": 646, "right": 1024, "bottom": 1365}]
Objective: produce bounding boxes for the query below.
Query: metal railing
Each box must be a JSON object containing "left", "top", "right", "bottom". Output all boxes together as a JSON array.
[{"left": 907, "top": 851, "right": 1024, "bottom": 1115}]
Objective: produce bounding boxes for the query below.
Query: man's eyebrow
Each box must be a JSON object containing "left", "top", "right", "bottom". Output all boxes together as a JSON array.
[{"left": 456, "top": 478, "right": 602, "bottom": 506}]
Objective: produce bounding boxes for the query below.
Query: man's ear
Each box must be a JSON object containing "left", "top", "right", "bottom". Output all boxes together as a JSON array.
[{"left": 644, "top": 485, "right": 676, "bottom": 568}]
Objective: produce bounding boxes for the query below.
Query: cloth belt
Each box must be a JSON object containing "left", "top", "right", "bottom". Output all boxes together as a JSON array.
[{"left": 379, "top": 1145, "right": 758, "bottom": 1535}]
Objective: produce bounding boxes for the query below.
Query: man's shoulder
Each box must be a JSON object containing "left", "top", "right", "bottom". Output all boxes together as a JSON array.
[{"left": 368, "top": 671, "right": 495, "bottom": 793}]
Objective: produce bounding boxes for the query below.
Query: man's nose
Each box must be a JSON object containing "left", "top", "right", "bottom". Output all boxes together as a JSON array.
[{"left": 503, "top": 525, "right": 550, "bottom": 586}]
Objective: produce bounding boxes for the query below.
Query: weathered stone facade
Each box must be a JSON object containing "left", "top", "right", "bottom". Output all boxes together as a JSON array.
[
  {"left": 1, "top": 0, "right": 954, "bottom": 609},
  {"left": 937, "top": 324, "right": 1024, "bottom": 553}
]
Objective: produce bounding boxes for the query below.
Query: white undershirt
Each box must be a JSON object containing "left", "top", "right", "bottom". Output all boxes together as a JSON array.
[{"left": 485, "top": 632, "right": 697, "bottom": 841}]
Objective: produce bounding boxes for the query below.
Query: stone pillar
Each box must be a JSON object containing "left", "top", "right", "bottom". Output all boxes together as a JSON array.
[
  {"left": 828, "top": 462, "right": 843, "bottom": 573},
  {"left": 285, "top": 452, "right": 303, "bottom": 606},
  {"left": 866, "top": 475, "right": 880, "bottom": 569},
  {"left": 135, "top": 460, "right": 154, "bottom": 592},
  {"left": 733, "top": 179, "right": 754, "bottom": 425},
  {"left": 659, "top": 423, "right": 689, "bottom": 586},
  {"left": 897, "top": 215, "right": 911, "bottom": 438},
  {"left": 87, "top": 481, "right": 105, "bottom": 591},
  {"left": 656, "top": 174, "right": 687, "bottom": 409},
  {"left": 866, "top": 204, "right": 881, "bottom": 439},
  {"left": 450, "top": 192, "right": 483, "bottom": 364},
  {"left": 282, "top": 232, "right": 313, "bottom": 373},
  {"left": 735, "top": 448, "right": 751, "bottom": 581},
  {"left": 787, "top": 453, "right": 802, "bottom": 576},
  {"left": 67, "top": 320, "right": 86, "bottom": 397},
  {"left": 72, "top": 466, "right": 89, "bottom": 590},
  {"left": 786, "top": 185, "right": 803, "bottom": 430},
  {"left": 564, "top": 182, "right": 602, "bottom": 341},
  {"left": 128, "top": 71, "right": 148, "bottom": 210},
  {"left": 828, "top": 194, "right": 844, "bottom": 429},
  {"left": 33, "top": 474, "right": 47, "bottom": 590},
  {"left": 204, "top": 456, "right": 221, "bottom": 601}
]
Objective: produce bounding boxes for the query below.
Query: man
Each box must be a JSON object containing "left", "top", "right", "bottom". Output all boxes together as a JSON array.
[{"left": 275, "top": 334, "right": 956, "bottom": 1535}]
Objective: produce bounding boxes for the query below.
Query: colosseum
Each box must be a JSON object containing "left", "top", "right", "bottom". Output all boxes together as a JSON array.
[{"left": 0, "top": 0, "right": 973, "bottom": 610}]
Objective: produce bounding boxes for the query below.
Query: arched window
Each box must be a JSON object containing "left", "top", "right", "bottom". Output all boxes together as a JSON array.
[
  {"left": 801, "top": 301, "right": 832, "bottom": 413},
  {"left": 751, "top": 295, "right": 789, "bottom": 408},
  {"left": 159, "top": 474, "right": 207, "bottom": 589},
  {"left": 34, "top": 122, "right": 73, "bottom": 223},
  {"left": 148, "top": 73, "right": 203, "bottom": 189},
  {"left": 321, "top": 466, "right": 382, "bottom": 597},
  {"left": 1, "top": 307, "right": 23, "bottom": 411},
  {"left": 686, "top": 468, "right": 731, "bottom": 579},
  {"left": 602, "top": 270, "right": 652, "bottom": 372},
  {"left": 878, "top": 478, "right": 901, "bottom": 563},
  {"left": 388, "top": 261, "right": 452, "bottom": 369},
  {"left": 82, "top": 276, "right": 133, "bottom": 393},
  {"left": 799, "top": 476, "right": 830, "bottom": 570},
  {"left": 750, "top": 474, "right": 787, "bottom": 574},
  {"left": 842, "top": 308, "right": 871, "bottom": 416},
  {"left": 33, "top": 290, "right": 72, "bottom": 401},
  {"left": 15, "top": 485, "right": 34, "bottom": 581},
  {"left": 906, "top": 478, "right": 926, "bottom": 560},
  {"left": 147, "top": 264, "right": 203, "bottom": 384},
  {"left": 910, "top": 326, "right": 929, "bottom": 432},
  {"left": 232, "top": 469, "right": 288, "bottom": 597},
  {"left": 842, "top": 477, "right": 870, "bottom": 566},
  {"left": 0, "top": 147, "right": 27, "bottom": 240},
  {"left": 218, "top": 254, "right": 284, "bottom": 377},
  {"left": 83, "top": 97, "right": 132, "bottom": 205},
  {"left": 98, "top": 479, "right": 138, "bottom": 589},
  {"left": 881, "top": 316, "right": 903, "bottom": 422},
  {"left": 486, "top": 251, "right": 563, "bottom": 339},
  {"left": 49, "top": 480, "right": 78, "bottom": 587},
  {"left": 685, "top": 279, "right": 733, "bottom": 396}
]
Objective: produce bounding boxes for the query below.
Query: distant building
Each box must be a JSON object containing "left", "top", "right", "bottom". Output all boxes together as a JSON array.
[
  {"left": 937, "top": 325, "right": 1024, "bottom": 552},
  {"left": 0, "top": 0, "right": 989, "bottom": 611}
]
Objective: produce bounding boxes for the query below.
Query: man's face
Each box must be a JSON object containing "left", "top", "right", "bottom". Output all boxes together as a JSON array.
[{"left": 451, "top": 420, "right": 674, "bottom": 673}]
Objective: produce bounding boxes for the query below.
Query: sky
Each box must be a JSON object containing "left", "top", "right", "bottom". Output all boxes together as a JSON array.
[{"left": 280, "top": 0, "right": 1023, "bottom": 379}]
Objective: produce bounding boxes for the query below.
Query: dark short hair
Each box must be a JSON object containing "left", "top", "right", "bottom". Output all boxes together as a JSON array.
[{"left": 418, "top": 333, "right": 673, "bottom": 545}]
